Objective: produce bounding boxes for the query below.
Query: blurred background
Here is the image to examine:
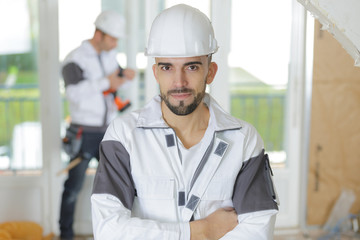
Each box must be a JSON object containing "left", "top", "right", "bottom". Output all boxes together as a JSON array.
[{"left": 0, "top": 0, "right": 359, "bottom": 238}]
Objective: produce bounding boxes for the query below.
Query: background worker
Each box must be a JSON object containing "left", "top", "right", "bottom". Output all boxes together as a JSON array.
[
  {"left": 59, "top": 10, "right": 135, "bottom": 240},
  {"left": 91, "top": 4, "right": 278, "bottom": 240}
]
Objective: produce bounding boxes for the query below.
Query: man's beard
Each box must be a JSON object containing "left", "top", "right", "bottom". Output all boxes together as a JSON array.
[{"left": 160, "top": 87, "right": 205, "bottom": 116}]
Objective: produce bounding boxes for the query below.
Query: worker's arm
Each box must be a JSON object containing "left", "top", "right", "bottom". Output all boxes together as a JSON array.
[
  {"left": 91, "top": 195, "right": 238, "bottom": 240},
  {"left": 190, "top": 207, "right": 238, "bottom": 240},
  {"left": 62, "top": 62, "right": 110, "bottom": 101},
  {"left": 91, "top": 194, "right": 189, "bottom": 240},
  {"left": 62, "top": 62, "right": 126, "bottom": 102},
  {"left": 220, "top": 209, "right": 278, "bottom": 239},
  {"left": 219, "top": 146, "right": 279, "bottom": 239}
]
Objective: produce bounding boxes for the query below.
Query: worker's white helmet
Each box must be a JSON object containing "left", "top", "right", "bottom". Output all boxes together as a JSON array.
[
  {"left": 94, "top": 10, "right": 126, "bottom": 39},
  {"left": 145, "top": 4, "right": 218, "bottom": 57}
]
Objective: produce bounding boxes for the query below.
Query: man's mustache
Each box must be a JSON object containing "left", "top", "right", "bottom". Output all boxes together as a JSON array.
[{"left": 167, "top": 88, "right": 193, "bottom": 94}]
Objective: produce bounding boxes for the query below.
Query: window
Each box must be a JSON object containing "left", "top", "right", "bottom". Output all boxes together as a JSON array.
[
  {"left": 229, "top": 0, "right": 292, "bottom": 166},
  {"left": 0, "top": 0, "right": 41, "bottom": 172}
]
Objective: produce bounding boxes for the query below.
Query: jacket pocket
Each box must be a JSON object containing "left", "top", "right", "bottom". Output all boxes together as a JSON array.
[
  {"left": 133, "top": 176, "right": 176, "bottom": 221},
  {"left": 135, "top": 176, "right": 175, "bottom": 200}
]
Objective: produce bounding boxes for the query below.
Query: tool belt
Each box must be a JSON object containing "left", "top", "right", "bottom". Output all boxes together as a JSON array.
[{"left": 62, "top": 125, "right": 83, "bottom": 159}]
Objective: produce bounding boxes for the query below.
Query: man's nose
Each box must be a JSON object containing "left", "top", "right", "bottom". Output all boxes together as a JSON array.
[{"left": 173, "top": 70, "right": 187, "bottom": 87}]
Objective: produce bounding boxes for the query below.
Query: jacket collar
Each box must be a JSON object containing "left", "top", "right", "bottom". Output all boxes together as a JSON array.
[
  {"left": 81, "top": 40, "right": 115, "bottom": 57},
  {"left": 136, "top": 93, "right": 242, "bottom": 131},
  {"left": 81, "top": 40, "right": 98, "bottom": 56}
]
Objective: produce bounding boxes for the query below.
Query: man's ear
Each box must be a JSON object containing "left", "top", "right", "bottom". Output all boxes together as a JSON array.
[
  {"left": 93, "top": 30, "right": 102, "bottom": 42},
  {"left": 206, "top": 62, "right": 218, "bottom": 84}
]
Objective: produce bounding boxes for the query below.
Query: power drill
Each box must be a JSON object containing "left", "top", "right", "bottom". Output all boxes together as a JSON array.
[{"left": 103, "top": 66, "right": 131, "bottom": 112}]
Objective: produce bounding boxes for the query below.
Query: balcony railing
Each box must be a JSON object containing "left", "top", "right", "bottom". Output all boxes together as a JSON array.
[
  {"left": 0, "top": 85, "right": 286, "bottom": 170},
  {"left": 231, "top": 93, "right": 285, "bottom": 152}
]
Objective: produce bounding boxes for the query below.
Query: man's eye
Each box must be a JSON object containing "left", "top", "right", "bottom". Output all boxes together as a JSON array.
[
  {"left": 188, "top": 65, "right": 198, "bottom": 71},
  {"left": 161, "top": 66, "right": 171, "bottom": 71}
]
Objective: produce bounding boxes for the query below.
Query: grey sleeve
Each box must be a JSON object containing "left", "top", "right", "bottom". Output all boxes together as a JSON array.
[
  {"left": 232, "top": 149, "right": 278, "bottom": 214},
  {"left": 92, "top": 140, "right": 136, "bottom": 210},
  {"left": 62, "top": 62, "right": 84, "bottom": 87}
]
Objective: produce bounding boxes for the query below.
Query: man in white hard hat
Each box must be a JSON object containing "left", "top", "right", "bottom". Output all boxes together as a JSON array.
[
  {"left": 59, "top": 10, "right": 135, "bottom": 240},
  {"left": 91, "top": 4, "right": 278, "bottom": 240}
]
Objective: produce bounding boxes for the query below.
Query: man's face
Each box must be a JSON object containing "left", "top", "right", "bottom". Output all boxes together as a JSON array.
[
  {"left": 100, "top": 33, "right": 118, "bottom": 51},
  {"left": 152, "top": 56, "right": 217, "bottom": 116}
]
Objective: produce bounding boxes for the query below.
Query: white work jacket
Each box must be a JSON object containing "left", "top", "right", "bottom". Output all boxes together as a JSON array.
[
  {"left": 62, "top": 40, "right": 118, "bottom": 128},
  {"left": 91, "top": 94, "right": 279, "bottom": 239}
]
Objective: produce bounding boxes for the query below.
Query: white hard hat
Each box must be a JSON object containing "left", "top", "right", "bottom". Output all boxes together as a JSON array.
[
  {"left": 94, "top": 10, "right": 126, "bottom": 39},
  {"left": 145, "top": 4, "right": 218, "bottom": 57}
]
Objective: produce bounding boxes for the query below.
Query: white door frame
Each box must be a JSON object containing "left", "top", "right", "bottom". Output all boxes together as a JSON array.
[
  {"left": 273, "top": 1, "right": 313, "bottom": 229},
  {"left": 38, "top": 0, "right": 62, "bottom": 234}
]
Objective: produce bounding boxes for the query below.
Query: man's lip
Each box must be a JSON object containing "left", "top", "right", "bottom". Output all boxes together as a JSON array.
[{"left": 170, "top": 92, "right": 191, "bottom": 100}]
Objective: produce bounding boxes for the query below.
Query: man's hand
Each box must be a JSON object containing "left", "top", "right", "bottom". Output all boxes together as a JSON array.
[
  {"left": 108, "top": 68, "right": 136, "bottom": 91},
  {"left": 190, "top": 207, "right": 238, "bottom": 240},
  {"left": 123, "top": 68, "right": 136, "bottom": 80},
  {"left": 107, "top": 69, "right": 125, "bottom": 91}
]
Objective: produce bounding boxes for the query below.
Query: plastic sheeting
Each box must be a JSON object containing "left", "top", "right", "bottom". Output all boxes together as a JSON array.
[{"left": 298, "top": 0, "right": 360, "bottom": 67}]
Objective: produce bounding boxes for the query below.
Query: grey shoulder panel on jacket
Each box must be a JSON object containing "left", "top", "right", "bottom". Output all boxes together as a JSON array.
[
  {"left": 62, "top": 62, "right": 84, "bottom": 87},
  {"left": 232, "top": 149, "right": 278, "bottom": 214},
  {"left": 92, "top": 140, "right": 136, "bottom": 210}
]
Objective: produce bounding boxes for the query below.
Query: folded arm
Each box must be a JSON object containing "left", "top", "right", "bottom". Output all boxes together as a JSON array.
[{"left": 221, "top": 150, "right": 279, "bottom": 239}]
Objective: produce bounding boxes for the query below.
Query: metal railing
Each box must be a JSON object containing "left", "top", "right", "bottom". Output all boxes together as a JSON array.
[
  {"left": 0, "top": 97, "right": 40, "bottom": 145},
  {"left": 0, "top": 85, "right": 286, "bottom": 169},
  {"left": 231, "top": 93, "right": 285, "bottom": 151}
]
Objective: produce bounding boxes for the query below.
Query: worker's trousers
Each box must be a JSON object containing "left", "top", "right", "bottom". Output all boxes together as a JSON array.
[{"left": 59, "top": 131, "right": 104, "bottom": 239}]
